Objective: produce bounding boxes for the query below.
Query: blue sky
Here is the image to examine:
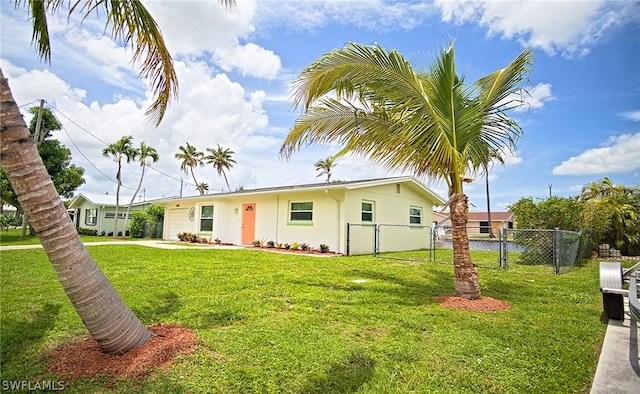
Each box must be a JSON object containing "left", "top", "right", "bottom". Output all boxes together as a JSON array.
[{"left": 1, "top": 0, "right": 639, "bottom": 212}]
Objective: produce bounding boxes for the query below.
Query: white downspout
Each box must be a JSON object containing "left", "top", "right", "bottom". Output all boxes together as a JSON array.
[{"left": 325, "top": 190, "right": 341, "bottom": 254}]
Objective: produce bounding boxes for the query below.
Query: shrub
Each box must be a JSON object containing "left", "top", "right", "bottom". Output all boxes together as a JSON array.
[
  {"left": 290, "top": 242, "right": 299, "bottom": 251},
  {"left": 214, "top": 238, "right": 221, "bottom": 244},
  {"left": 284, "top": 243, "right": 291, "bottom": 250},
  {"left": 77, "top": 228, "right": 98, "bottom": 236},
  {"left": 319, "top": 244, "right": 330, "bottom": 253},
  {"left": 299, "top": 243, "right": 309, "bottom": 251},
  {"left": 267, "top": 240, "right": 275, "bottom": 248},
  {"left": 129, "top": 210, "right": 148, "bottom": 238},
  {"left": 253, "top": 240, "right": 262, "bottom": 247},
  {"left": 275, "top": 243, "right": 283, "bottom": 249}
]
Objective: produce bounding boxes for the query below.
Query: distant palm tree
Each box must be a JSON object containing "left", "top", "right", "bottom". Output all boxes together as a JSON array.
[
  {"left": 197, "top": 182, "right": 209, "bottom": 195},
  {"left": 479, "top": 149, "right": 505, "bottom": 238},
  {"left": 205, "top": 144, "right": 236, "bottom": 192},
  {"left": 175, "top": 143, "right": 204, "bottom": 195},
  {"left": 123, "top": 142, "right": 159, "bottom": 234},
  {"left": 102, "top": 135, "right": 136, "bottom": 237},
  {"left": 314, "top": 156, "right": 337, "bottom": 182},
  {"left": 281, "top": 42, "right": 532, "bottom": 300}
]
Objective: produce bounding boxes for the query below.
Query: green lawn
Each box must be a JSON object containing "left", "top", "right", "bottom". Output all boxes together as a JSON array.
[
  {"left": 0, "top": 229, "right": 148, "bottom": 245},
  {"left": 0, "top": 245, "right": 607, "bottom": 393}
]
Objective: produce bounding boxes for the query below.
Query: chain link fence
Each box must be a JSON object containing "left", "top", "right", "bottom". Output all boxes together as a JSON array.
[
  {"left": 503, "top": 228, "right": 592, "bottom": 273},
  {"left": 346, "top": 223, "right": 432, "bottom": 260},
  {"left": 143, "top": 221, "right": 163, "bottom": 239},
  {"left": 347, "top": 222, "right": 593, "bottom": 274}
]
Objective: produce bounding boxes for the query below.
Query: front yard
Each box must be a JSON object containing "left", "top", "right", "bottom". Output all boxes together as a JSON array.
[{"left": 0, "top": 245, "right": 606, "bottom": 393}]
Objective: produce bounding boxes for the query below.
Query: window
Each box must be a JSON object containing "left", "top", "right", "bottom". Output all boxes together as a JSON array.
[
  {"left": 85, "top": 209, "right": 97, "bottom": 226},
  {"left": 105, "top": 213, "right": 131, "bottom": 219},
  {"left": 290, "top": 202, "right": 313, "bottom": 222},
  {"left": 479, "top": 221, "right": 490, "bottom": 234},
  {"left": 361, "top": 201, "right": 374, "bottom": 223},
  {"left": 409, "top": 206, "right": 422, "bottom": 225},
  {"left": 200, "top": 205, "right": 213, "bottom": 232}
]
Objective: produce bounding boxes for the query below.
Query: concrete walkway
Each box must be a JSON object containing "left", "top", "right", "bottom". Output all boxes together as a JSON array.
[
  {"left": 0, "top": 240, "right": 243, "bottom": 250},
  {"left": 591, "top": 300, "right": 640, "bottom": 393}
]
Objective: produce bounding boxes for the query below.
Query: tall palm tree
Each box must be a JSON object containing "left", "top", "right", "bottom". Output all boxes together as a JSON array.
[
  {"left": 123, "top": 142, "right": 159, "bottom": 234},
  {"left": 0, "top": 0, "right": 234, "bottom": 354},
  {"left": 314, "top": 156, "right": 337, "bottom": 182},
  {"left": 204, "top": 144, "right": 236, "bottom": 192},
  {"left": 102, "top": 135, "right": 136, "bottom": 237},
  {"left": 480, "top": 149, "right": 505, "bottom": 238},
  {"left": 280, "top": 42, "right": 533, "bottom": 299},
  {"left": 175, "top": 143, "right": 205, "bottom": 195}
]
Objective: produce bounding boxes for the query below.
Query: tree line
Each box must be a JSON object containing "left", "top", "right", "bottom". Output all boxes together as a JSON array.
[{"left": 509, "top": 177, "right": 640, "bottom": 255}]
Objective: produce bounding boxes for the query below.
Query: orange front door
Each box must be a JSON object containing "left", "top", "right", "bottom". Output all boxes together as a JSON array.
[{"left": 241, "top": 203, "right": 256, "bottom": 244}]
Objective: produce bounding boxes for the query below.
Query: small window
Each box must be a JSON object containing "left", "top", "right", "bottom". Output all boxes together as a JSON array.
[
  {"left": 85, "top": 208, "right": 97, "bottom": 226},
  {"left": 479, "top": 221, "right": 490, "bottom": 234},
  {"left": 361, "top": 201, "right": 374, "bottom": 223},
  {"left": 290, "top": 202, "right": 313, "bottom": 222},
  {"left": 200, "top": 205, "right": 213, "bottom": 232},
  {"left": 409, "top": 206, "right": 422, "bottom": 225},
  {"left": 105, "top": 212, "right": 130, "bottom": 219}
]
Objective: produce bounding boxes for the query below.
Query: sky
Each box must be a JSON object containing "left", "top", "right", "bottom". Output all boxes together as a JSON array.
[{"left": 1, "top": 0, "right": 639, "bottom": 212}]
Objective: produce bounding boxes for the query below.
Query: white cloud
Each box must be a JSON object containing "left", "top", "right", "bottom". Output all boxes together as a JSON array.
[
  {"left": 620, "top": 110, "right": 640, "bottom": 122},
  {"left": 435, "top": 0, "right": 638, "bottom": 56},
  {"left": 552, "top": 133, "right": 640, "bottom": 175},
  {"left": 214, "top": 43, "right": 281, "bottom": 79}
]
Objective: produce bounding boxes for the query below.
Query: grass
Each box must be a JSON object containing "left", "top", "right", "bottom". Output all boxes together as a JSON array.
[
  {"left": 0, "top": 229, "right": 151, "bottom": 246},
  {"left": 0, "top": 245, "right": 608, "bottom": 393}
]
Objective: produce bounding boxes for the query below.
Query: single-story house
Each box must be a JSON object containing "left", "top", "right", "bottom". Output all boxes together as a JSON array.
[
  {"left": 160, "top": 176, "right": 446, "bottom": 255},
  {"left": 68, "top": 193, "right": 171, "bottom": 235},
  {"left": 433, "top": 211, "right": 514, "bottom": 236}
]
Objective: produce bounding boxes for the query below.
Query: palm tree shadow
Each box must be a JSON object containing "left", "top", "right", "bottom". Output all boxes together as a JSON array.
[
  {"left": 0, "top": 303, "right": 62, "bottom": 371},
  {"left": 132, "top": 291, "right": 182, "bottom": 324},
  {"left": 299, "top": 351, "right": 376, "bottom": 394}
]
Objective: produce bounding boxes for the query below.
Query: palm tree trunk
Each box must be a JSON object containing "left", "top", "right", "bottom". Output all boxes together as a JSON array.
[
  {"left": 1, "top": 68, "right": 151, "bottom": 354},
  {"left": 222, "top": 171, "right": 231, "bottom": 192},
  {"left": 113, "top": 164, "right": 122, "bottom": 237},
  {"left": 486, "top": 171, "right": 495, "bottom": 238},
  {"left": 190, "top": 168, "right": 202, "bottom": 196},
  {"left": 450, "top": 193, "right": 481, "bottom": 300},
  {"left": 123, "top": 165, "right": 145, "bottom": 236}
]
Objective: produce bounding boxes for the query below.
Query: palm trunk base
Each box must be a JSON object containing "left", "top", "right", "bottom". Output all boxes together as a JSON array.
[{"left": 450, "top": 192, "right": 481, "bottom": 300}]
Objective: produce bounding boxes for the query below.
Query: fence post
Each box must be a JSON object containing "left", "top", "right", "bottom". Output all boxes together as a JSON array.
[
  {"left": 502, "top": 228, "right": 508, "bottom": 270},
  {"left": 373, "top": 224, "right": 378, "bottom": 256},
  {"left": 553, "top": 228, "right": 560, "bottom": 274},
  {"left": 346, "top": 223, "right": 351, "bottom": 256}
]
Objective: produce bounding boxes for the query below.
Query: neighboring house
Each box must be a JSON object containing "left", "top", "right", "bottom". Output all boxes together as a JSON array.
[
  {"left": 160, "top": 176, "right": 446, "bottom": 255},
  {"left": 68, "top": 193, "right": 170, "bottom": 235},
  {"left": 433, "top": 211, "right": 514, "bottom": 236}
]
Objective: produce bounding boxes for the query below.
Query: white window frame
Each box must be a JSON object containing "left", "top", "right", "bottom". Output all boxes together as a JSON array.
[
  {"left": 289, "top": 201, "right": 313, "bottom": 223},
  {"left": 361, "top": 201, "right": 374, "bottom": 223},
  {"left": 409, "top": 206, "right": 422, "bottom": 225},
  {"left": 199, "top": 205, "right": 214, "bottom": 232}
]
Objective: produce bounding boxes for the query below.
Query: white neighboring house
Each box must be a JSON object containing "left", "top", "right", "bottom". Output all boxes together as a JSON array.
[
  {"left": 160, "top": 176, "right": 446, "bottom": 255},
  {"left": 68, "top": 193, "right": 170, "bottom": 235}
]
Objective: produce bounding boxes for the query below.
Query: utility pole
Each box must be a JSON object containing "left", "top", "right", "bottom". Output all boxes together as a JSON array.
[
  {"left": 21, "top": 99, "right": 45, "bottom": 240},
  {"left": 548, "top": 184, "right": 552, "bottom": 198},
  {"left": 180, "top": 178, "right": 183, "bottom": 198}
]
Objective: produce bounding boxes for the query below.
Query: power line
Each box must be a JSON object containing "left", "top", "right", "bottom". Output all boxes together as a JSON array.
[
  {"left": 51, "top": 107, "right": 110, "bottom": 146},
  {"left": 61, "top": 125, "right": 137, "bottom": 191}
]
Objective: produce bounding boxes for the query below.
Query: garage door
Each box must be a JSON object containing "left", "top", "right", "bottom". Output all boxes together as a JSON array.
[{"left": 167, "top": 208, "right": 191, "bottom": 240}]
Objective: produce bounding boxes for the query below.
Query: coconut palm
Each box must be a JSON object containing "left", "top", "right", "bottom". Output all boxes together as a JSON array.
[
  {"left": 314, "top": 156, "right": 337, "bottom": 182},
  {"left": 0, "top": 0, "right": 234, "bottom": 354},
  {"left": 280, "top": 42, "right": 533, "bottom": 299},
  {"left": 102, "top": 136, "right": 136, "bottom": 237},
  {"left": 122, "top": 142, "right": 159, "bottom": 234},
  {"left": 175, "top": 143, "right": 205, "bottom": 195},
  {"left": 479, "top": 149, "right": 505, "bottom": 238},
  {"left": 204, "top": 144, "right": 236, "bottom": 192},
  {"left": 197, "top": 182, "right": 209, "bottom": 195}
]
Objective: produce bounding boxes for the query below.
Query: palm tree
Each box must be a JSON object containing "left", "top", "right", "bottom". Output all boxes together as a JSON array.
[
  {"left": 0, "top": 0, "right": 234, "bottom": 354},
  {"left": 480, "top": 150, "right": 505, "bottom": 238},
  {"left": 280, "top": 42, "right": 533, "bottom": 299},
  {"left": 123, "top": 142, "right": 159, "bottom": 234},
  {"left": 175, "top": 143, "right": 204, "bottom": 195},
  {"left": 197, "top": 182, "right": 209, "bottom": 195},
  {"left": 314, "top": 156, "right": 337, "bottom": 182},
  {"left": 102, "top": 135, "right": 136, "bottom": 237},
  {"left": 204, "top": 144, "right": 236, "bottom": 192}
]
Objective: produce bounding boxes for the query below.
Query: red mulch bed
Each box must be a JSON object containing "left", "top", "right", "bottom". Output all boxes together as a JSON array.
[
  {"left": 437, "top": 295, "right": 511, "bottom": 312},
  {"left": 48, "top": 324, "right": 196, "bottom": 382}
]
